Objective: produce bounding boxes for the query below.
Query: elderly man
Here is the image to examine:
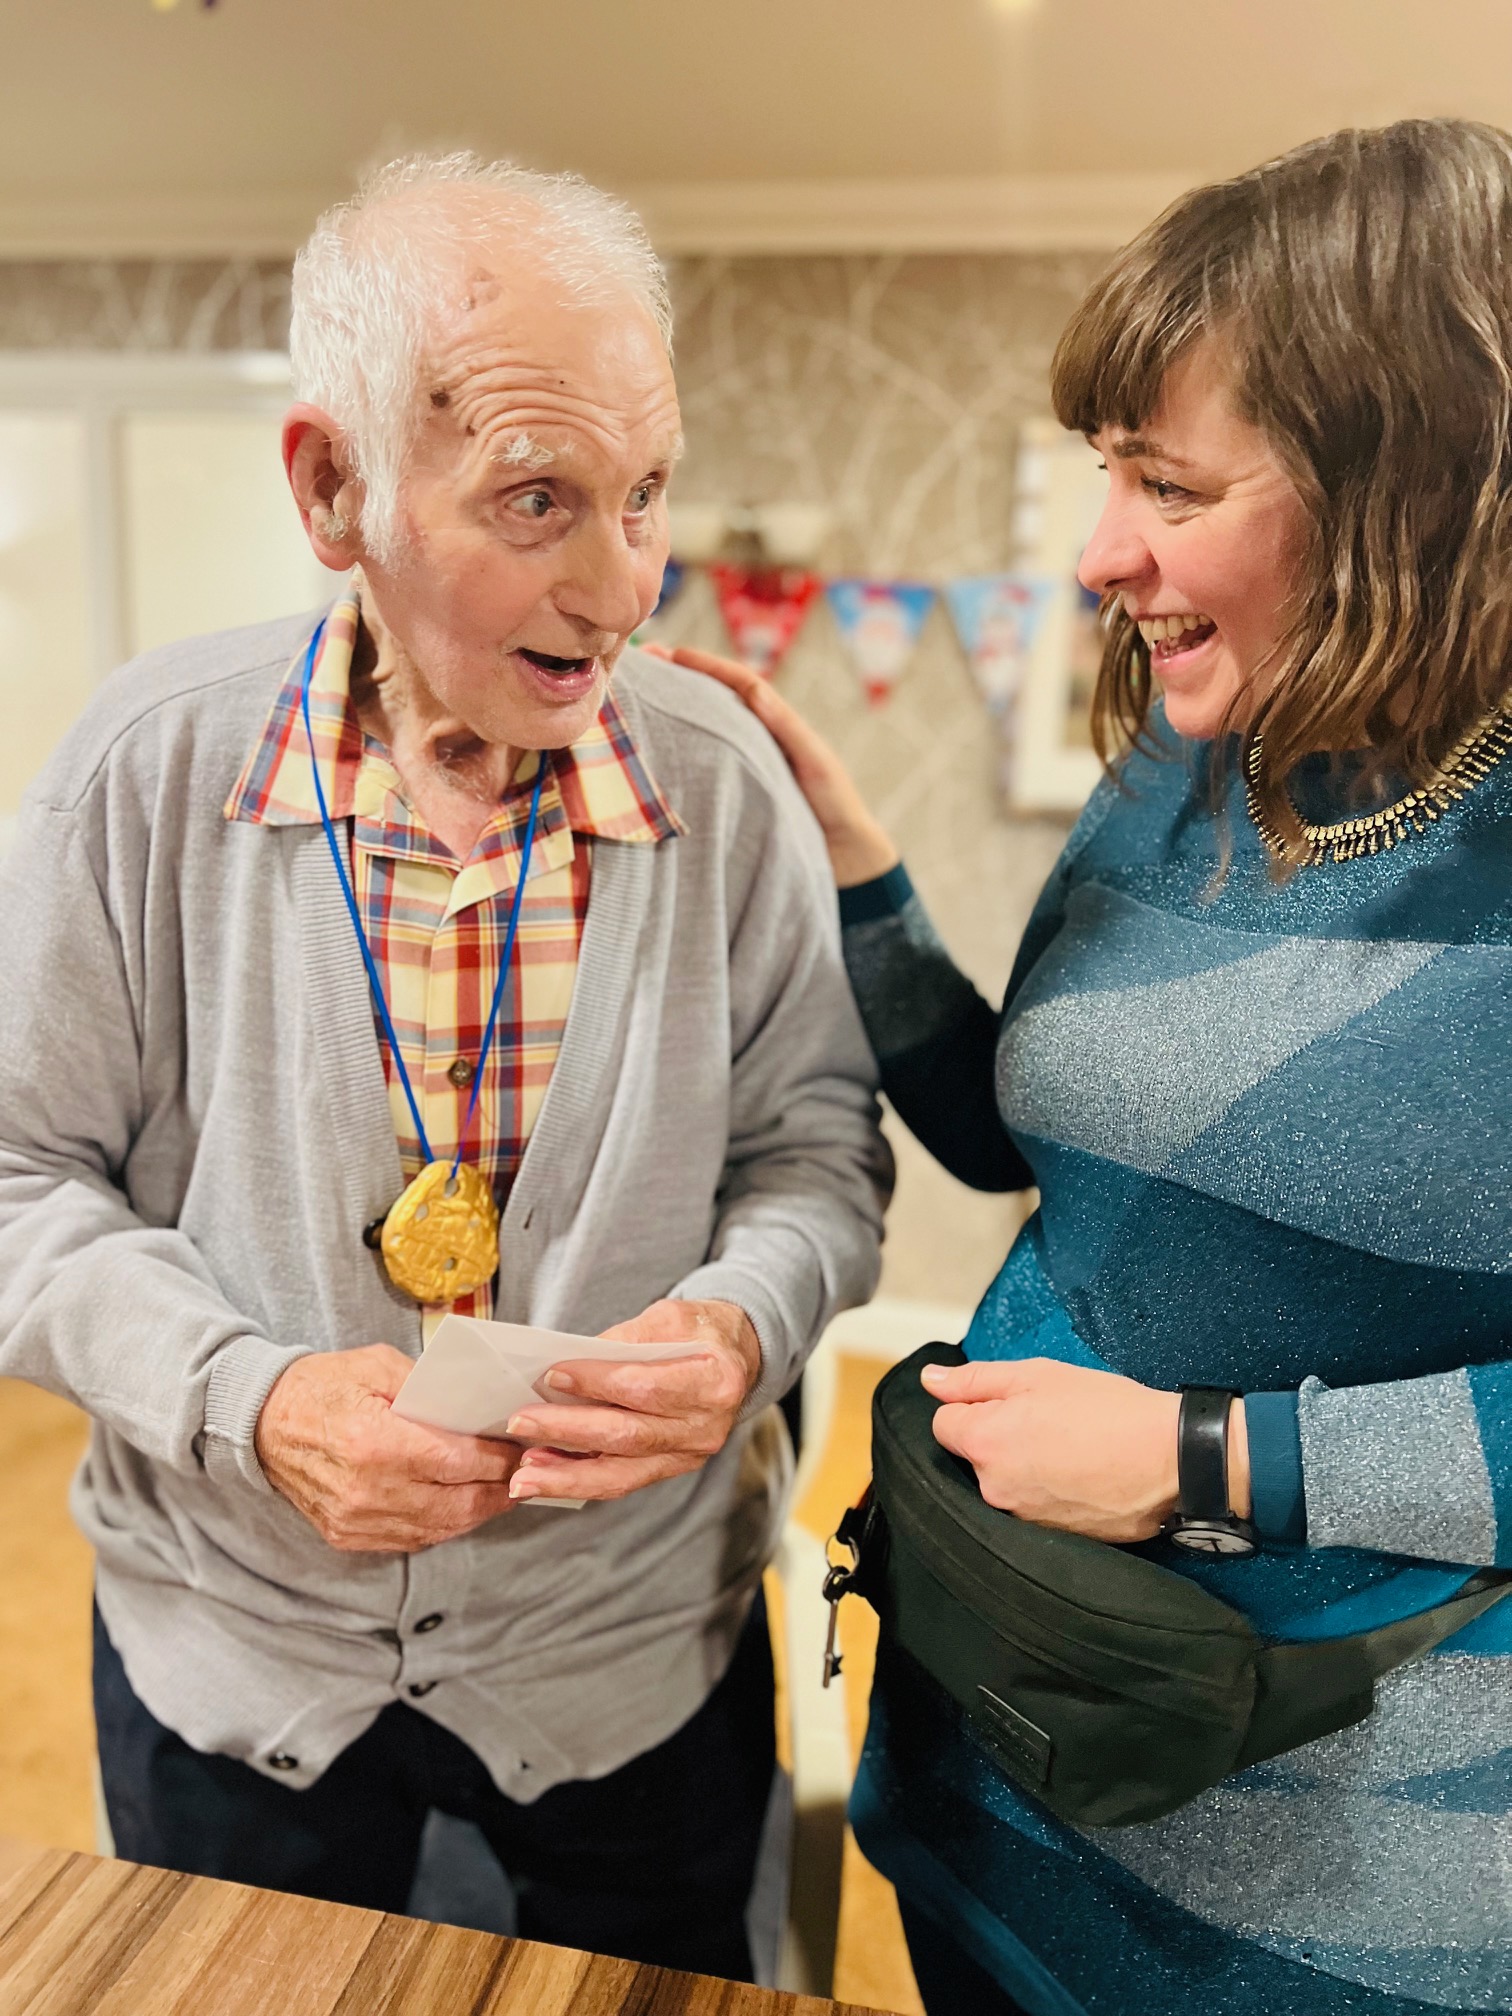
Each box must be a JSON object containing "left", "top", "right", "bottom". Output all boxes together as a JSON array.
[{"left": 0, "top": 154, "right": 888, "bottom": 1980}]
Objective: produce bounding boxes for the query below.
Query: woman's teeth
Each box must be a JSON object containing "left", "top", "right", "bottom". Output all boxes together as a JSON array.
[{"left": 1133, "top": 612, "right": 1214, "bottom": 649}]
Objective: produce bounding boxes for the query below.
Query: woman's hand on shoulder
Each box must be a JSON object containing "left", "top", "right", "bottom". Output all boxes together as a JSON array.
[
  {"left": 641, "top": 642, "right": 900, "bottom": 889},
  {"left": 921, "top": 1357, "right": 1186, "bottom": 1543}
]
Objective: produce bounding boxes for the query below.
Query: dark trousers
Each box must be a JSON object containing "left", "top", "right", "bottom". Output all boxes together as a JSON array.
[
  {"left": 94, "top": 1596, "right": 776, "bottom": 1982},
  {"left": 900, "top": 1899, "right": 1035, "bottom": 2016}
]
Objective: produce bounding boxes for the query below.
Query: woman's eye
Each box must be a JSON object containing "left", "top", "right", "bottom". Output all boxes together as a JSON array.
[
  {"left": 1143, "top": 478, "right": 1191, "bottom": 505},
  {"left": 627, "top": 484, "right": 656, "bottom": 513}
]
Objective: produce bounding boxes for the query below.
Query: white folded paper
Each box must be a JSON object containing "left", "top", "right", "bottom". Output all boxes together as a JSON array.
[{"left": 391, "top": 1313, "right": 698, "bottom": 1443}]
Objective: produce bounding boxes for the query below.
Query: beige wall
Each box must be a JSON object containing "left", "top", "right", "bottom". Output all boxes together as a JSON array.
[{"left": 0, "top": 248, "right": 1106, "bottom": 1309}]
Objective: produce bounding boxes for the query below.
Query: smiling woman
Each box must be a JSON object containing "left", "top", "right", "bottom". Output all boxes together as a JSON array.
[
  {"left": 672, "top": 116, "right": 1512, "bottom": 2016},
  {"left": 1053, "top": 120, "right": 1512, "bottom": 863},
  {"left": 1076, "top": 344, "right": 1310, "bottom": 744}
]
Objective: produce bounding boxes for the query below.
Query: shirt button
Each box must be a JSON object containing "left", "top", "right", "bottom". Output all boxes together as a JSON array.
[
  {"left": 447, "top": 1058, "right": 475, "bottom": 1088},
  {"left": 408, "top": 1681, "right": 438, "bottom": 1699},
  {"left": 415, "top": 1613, "right": 444, "bottom": 1634},
  {"left": 268, "top": 1753, "right": 299, "bottom": 1771}
]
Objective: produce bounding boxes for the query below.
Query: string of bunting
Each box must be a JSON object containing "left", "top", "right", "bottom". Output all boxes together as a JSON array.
[{"left": 645, "top": 556, "right": 1058, "bottom": 711}]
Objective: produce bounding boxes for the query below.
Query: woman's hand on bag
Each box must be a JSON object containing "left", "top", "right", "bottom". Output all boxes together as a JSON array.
[
  {"left": 641, "top": 642, "right": 900, "bottom": 888},
  {"left": 921, "top": 1357, "right": 1251, "bottom": 1543}
]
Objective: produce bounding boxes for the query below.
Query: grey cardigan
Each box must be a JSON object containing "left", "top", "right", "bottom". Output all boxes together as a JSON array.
[{"left": 0, "top": 611, "right": 890, "bottom": 1795}]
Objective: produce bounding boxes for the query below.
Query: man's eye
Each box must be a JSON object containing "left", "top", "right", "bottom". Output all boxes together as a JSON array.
[
  {"left": 508, "top": 490, "right": 554, "bottom": 520},
  {"left": 627, "top": 484, "right": 656, "bottom": 512},
  {"left": 1143, "top": 478, "right": 1190, "bottom": 504}
]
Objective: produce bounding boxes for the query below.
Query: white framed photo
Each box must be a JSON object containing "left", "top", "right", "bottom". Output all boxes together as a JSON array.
[{"left": 1004, "top": 418, "right": 1109, "bottom": 814}]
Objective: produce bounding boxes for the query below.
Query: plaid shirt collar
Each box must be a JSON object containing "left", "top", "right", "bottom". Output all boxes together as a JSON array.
[{"left": 225, "top": 582, "right": 683, "bottom": 887}]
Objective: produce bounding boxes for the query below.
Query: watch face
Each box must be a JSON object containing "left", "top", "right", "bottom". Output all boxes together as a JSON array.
[{"left": 1169, "top": 1521, "right": 1257, "bottom": 1558}]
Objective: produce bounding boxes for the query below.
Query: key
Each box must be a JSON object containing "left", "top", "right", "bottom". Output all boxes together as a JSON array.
[
  {"left": 821, "top": 1559, "right": 853, "bottom": 1689},
  {"left": 822, "top": 1592, "right": 843, "bottom": 1688}
]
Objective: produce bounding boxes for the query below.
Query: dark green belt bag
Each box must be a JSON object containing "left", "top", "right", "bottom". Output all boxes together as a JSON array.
[{"left": 830, "top": 1342, "right": 1512, "bottom": 1828}]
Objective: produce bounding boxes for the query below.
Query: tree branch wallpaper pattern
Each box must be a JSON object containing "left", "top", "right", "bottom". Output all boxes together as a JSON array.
[{"left": 0, "top": 249, "right": 1110, "bottom": 1303}]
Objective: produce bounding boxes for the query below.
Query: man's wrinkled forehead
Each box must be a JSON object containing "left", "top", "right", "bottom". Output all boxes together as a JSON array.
[{"left": 418, "top": 270, "right": 681, "bottom": 469}]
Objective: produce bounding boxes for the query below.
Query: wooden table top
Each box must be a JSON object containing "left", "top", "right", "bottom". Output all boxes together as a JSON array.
[{"left": 0, "top": 1838, "right": 894, "bottom": 2016}]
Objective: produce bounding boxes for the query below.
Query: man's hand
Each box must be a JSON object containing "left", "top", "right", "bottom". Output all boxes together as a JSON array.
[
  {"left": 504, "top": 1298, "right": 763, "bottom": 1504},
  {"left": 922, "top": 1356, "right": 1211, "bottom": 1544},
  {"left": 254, "top": 1344, "right": 522, "bottom": 1553}
]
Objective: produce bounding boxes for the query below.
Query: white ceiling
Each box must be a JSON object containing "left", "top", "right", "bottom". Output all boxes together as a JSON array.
[{"left": 9, "top": 0, "right": 1512, "bottom": 254}]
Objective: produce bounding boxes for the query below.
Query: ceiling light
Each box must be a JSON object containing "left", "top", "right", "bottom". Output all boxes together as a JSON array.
[{"left": 986, "top": 0, "right": 1042, "bottom": 15}]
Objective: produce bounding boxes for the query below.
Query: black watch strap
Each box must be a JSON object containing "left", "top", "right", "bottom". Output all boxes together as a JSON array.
[
  {"left": 1166, "top": 1385, "right": 1258, "bottom": 1556},
  {"left": 1177, "top": 1386, "right": 1236, "bottom": 1520}
]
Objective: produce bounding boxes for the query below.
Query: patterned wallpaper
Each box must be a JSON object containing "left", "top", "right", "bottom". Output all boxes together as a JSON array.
[
  {"left": 0, "top": 249, "right": 1109, "bottom": 1309},
  {"left": 0, "top": 259, "right": 293, "bottom": 351},
  {"left": 663, "top": 254, "right": 1104, "bottom": 1309}
]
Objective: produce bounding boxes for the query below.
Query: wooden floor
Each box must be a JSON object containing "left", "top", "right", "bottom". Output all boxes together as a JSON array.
[
  {"left": 0, "top": 1364, "right": 922, "bottom": 2013},
  {"left": 0, "top": 1381, "right": 96, "bottom": 1853}
]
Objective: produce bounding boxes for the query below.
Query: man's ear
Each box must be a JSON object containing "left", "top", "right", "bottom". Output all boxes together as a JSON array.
[{"left": 283, "top": 403, "right": 363, "bottom": 570}]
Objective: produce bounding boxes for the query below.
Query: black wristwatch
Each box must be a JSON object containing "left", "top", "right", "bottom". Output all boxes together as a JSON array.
[{"left": 1163, "top": 1386, "right": 1258, "bottom": 1557}]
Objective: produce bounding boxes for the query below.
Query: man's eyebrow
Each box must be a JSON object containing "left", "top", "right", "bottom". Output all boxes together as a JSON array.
[
  {"left": 491, "top": 431, "right": 559, "bottom": 473},
  {"left": 487, "top": 428, "right": 686, "bottom": 475}
]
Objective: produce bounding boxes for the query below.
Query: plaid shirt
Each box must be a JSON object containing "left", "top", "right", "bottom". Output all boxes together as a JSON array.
[{"left": 226, "top": 585, "right": 682, "bottom": 1316}]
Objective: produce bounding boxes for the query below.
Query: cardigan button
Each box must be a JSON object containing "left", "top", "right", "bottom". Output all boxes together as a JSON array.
[
  {"left": 362, "top": 1217, "right": 387, "bottom": 1251},
  {"left": 268, "top": 1753, "right": 299, "bottom": 1772},
  {"left": 408, "top": 1681, "right": 438, "bottom": 1699}
]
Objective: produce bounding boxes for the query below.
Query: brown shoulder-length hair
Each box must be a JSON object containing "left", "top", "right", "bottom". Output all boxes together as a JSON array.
[{"left": 1051, "top": 118, "right": 1512, "bottom": 857}]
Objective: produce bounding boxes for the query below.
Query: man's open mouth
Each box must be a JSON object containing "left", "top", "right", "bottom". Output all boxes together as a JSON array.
[{"left": 519, "top": 648, "right": 594, "bottom": 676}]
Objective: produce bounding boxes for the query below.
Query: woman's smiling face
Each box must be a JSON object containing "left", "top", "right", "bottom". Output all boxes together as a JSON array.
[{"left": 1078, "top": 344, "right": 1312, "bottom": 741}]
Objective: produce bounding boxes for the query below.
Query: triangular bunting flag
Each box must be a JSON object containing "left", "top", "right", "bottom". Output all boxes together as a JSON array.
[
  {"left": 708, "top": 564, "right": 822, "bottom": 678},
  {"left": 651, "top": 557, "right": 686, "bottom": 618},
  {"left": 944, "top": 575, "right": 1054, "bottom": 714},
  {"left": 825, "top": 581, "right": 936, "bottom": 706}
]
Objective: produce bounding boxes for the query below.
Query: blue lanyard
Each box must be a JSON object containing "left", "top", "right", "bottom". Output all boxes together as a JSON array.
[{"left": 298, "top": 619, "right": 546, "bottom": 1177}]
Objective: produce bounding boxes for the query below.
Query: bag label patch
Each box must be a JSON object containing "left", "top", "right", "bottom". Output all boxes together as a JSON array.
[{"left": 977, "top": 1686, "right": 1053, "bottom": 1784}]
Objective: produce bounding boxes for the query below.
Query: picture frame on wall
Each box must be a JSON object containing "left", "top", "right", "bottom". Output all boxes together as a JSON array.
[{"left": 1003, "top": 418, "right": 1110, "bottom": 815}]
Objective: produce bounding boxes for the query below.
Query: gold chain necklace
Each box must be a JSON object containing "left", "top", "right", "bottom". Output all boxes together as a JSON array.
[{"left": 1244, "top": 700, "right": 1512, "bottom": 867}]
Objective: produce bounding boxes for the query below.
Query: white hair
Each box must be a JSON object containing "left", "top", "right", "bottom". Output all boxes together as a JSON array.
[{"left": 289, "top": 151, "right": 673, "bottom": 564}]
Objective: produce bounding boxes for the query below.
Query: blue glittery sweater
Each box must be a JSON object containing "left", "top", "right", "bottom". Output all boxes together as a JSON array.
[{"left": 840, "top": 723, "right": 1512, "bottom": 2015}]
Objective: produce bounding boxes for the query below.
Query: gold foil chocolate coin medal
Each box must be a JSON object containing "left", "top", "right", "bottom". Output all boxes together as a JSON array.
[{"left": 380, "top": 1159, "right": 500, "bottom": 1304}]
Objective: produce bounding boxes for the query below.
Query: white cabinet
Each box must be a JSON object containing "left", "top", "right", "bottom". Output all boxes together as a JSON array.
[
  {"left": 0, "top": 412, "right": 92, "bottom": 826},
  {"left": 120, "top": 409, "right": 336, "bottom": 658},
  {"left": 0, "top": 353, "right": 344, "bottom": 835}
]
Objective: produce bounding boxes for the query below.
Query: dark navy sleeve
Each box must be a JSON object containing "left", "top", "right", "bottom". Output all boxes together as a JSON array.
[
  {"left": 839, "top": 865, "right": 1033, "bottom": 1193},
  {"left": 1244, "top": 1390, "right": 1307, "bottom": 1546}
]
